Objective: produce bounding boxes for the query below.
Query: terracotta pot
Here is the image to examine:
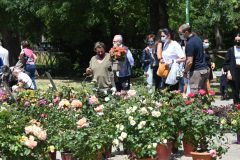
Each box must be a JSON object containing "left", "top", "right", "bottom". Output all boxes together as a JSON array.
[
  {"left": 190, "top": 151, "right": 212, "bottom": 160},
  {"left": 183, "top": 140, "right": 196, "bottom": 157},
  {"left": 48, "top": 151, "right": 56, "bottom": 160},
  {"left": 237, "top": 133, "right": 240, "bottom": 144},
  {"left": 156, "top": 143, "right": 172, "bottom": 160},
  {"left": 61, "top": 153, "right": 75, "bottom": 160}
]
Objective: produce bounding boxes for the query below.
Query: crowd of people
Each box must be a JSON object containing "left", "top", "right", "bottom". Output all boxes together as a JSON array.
[
  {"left": 0, "top": 40, "right": 37, "bottom": 91},
  {"left": 86, "top": 24, "right": 240, "bottom": 104}
]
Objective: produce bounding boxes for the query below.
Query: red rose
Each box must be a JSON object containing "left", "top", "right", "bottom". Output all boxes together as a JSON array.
[
  {"left": 188, "top": 92, "right": 195, "bottom": 98},
  {"left": 236, "top": 104, "right": 240, "bottom": 110},
  {"left": 208, "top": 90, "right": 215, "bottom": 96},
  {"left": 185, "top": 100, "right": 192, "bottom": 105},
  {"left": 199, "top": 89, "right": 206, "bottom": 96}
]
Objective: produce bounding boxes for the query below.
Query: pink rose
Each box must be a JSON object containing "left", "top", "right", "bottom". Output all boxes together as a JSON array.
[
  {"left": 25, "top": 126, "right": 33, "bottom": 134},
  {"left": 71, "top": 99, "right": 83, "bottom": 108},
  {"left": 94, "top": 105, "right": 104, "bottom": 112},
  {"left": 24, "top": 136, "right": 37, "bottom": 149},
  {"left": 37, "top": 130, "right": 47, "bottom": 140},
  {"left": 199, "top": 89, "right": 206, "bottom": 96},
  {"left": 88, "top": 96, "right": 99, "bottom": 105},
  {"left": 185, "top": 100, "right": 192, "bottom": 105},
  {"left": 127, "top": 90, "right": 136, "bottom": 97},
  {"left": 76, "top": 118, "right": 89, "bottom": 128},
  {"left": 24, "top": 101, "right": 31, "bottom": 107},
  {"left": 208, "top": 90, "right": 215, "bottom": 96},
  {"left": 207, "top": 109, "right": 214, "bottom": 115},
  {"left": 188, "top": 92, "right": 195, "bottom": 98},
  {"left": 209, "top": 149, "right": 217, "bottom": 157}
]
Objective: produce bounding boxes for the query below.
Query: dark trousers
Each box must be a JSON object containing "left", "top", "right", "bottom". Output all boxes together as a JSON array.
[
  {"left": 116, "top": 76, "right": 131, "bottom": 92},
  {"left": 153, "top": 66, "right": 163, "bottom": 90},
  {"left": 229, "top": 66, "right": 240, "bottom": 104}
]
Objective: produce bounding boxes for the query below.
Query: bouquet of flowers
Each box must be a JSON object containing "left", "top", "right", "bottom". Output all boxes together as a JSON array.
[{"left": 109, "top": 47, "right": 127, "bottom": 62}]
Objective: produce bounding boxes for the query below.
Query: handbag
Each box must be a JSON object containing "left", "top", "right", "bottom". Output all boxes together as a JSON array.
[
  {"left": 156, "top": 62, "right": 170, "bottom": 78},
  {"left": 165, "top": 62, "right": 179, "bottom": 85}
]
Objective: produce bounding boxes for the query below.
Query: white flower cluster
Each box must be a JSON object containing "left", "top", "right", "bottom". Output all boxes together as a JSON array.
[
  {"left": 126, "top": 106, "right": 138, "bottom": 114},
  {"left": 118, "top": 132, "right": 128, "bottom": 141},
  {"left": 137, "top": 121, "right": 146, "bottom": 129},
  {"left": 147, "top": 143, "right": 158, "bottom": 149},
  {"left": 139, "top": 107, "right": 149, "bottom": 115},
  {"left": 151, "top": 110, "right": 161, "bottom": 117},
  {"left": 116, "top": 124, "right": 124, "bottom": 131},
  {"left": 128, "top": 116, "right": 136, "bottom": 126}
]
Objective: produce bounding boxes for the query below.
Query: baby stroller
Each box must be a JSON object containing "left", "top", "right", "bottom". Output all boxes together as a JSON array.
[{"left": 0, "top": 65, "right": 18, "bottom": 89}]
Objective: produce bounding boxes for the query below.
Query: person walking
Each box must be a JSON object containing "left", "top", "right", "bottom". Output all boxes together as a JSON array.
[
  {"left": 0, "top": 41, "right": 9, "bottom": 66},
  {"left": 112, "top": 35, "right": 134, "bottom": 92},
  {"left": 223, "top": 32, "right": 240, "bottom": 104},
  {"left": 178, "top": 24, "right": 209, "bottom": 93}
]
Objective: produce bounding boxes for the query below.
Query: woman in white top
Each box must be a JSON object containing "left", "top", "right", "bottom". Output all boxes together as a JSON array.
[{"left": 159, "top": 28, "right": 186, "bottom": 90}]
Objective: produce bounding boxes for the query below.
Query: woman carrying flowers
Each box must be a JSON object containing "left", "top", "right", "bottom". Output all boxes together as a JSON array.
[{"left": 86, "top": 42, "right": 115, "bottom": 90}]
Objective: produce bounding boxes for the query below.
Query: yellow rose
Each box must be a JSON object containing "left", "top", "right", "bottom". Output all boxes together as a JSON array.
[
  {"left": 19, "top": 136, "right": 28, "bottom": 143},
  {"left": 231, "top": 120, "right": 237, "bottom": 125},
  {"left": 48, "top": 145, "right": 55, "bottom": 153},
  {"left": 220, "top": 119, "right": 226, "bottom": 125}
]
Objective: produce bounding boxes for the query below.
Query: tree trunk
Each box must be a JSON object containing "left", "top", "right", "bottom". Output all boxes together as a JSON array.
[
  {"left": 214, "top": 24, "right": 223, "bottom": 50},
  {"left": 149, "top": 0, "right": 169, "bottom": 33},
  {"left": 1, "top": 30, "right": 21, "bottom": 66}
]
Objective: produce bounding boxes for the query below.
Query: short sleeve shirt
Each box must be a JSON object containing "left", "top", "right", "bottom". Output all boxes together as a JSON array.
[{"left": 186, "top": 35, "right": 208, "bottom": 71}]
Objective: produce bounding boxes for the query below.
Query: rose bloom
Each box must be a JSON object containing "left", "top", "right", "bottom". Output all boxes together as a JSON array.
[
  {"left": 236, "top": 104, "right": 240, "bottom": 110},
  {"left": 38, "top": 99, "right": 47, "bottom": 106},
  {"left": 94, "top": 104, "right": 104, "bottom": 112},
  {"left": 48, "top": 145, "right": 55, "bottom": 153},
  {"left": 53, "top": 97, "right": 60, "bottom": 104},
  {"left": 199, "top": 89, "right": 206, "bottom": 96},
  {"left": 24, "top": 136, "right": 38, "bottom": 149},
  {"left": 208, "top": 90, "right": 215, "bottom": 96},
  {"left": 207, "top": 109, "right": 214, "bottom": 115},
  {"left": 76, "top": 118, "right": 89, "bottom": 128},
  {"left": 127, "top": 90, "right": 136, "bottom": 97},
  {"left": 88, "top": 96, "right": 99, "bottom": 105},
  {"left": 209, "top": 149, "right": 217, "bottom": 157},
  {"left": 32, "top": 125, "right": 43, "bottom": 137},
  {"left": 59, "top": 99, "right": 70, "bottom": 108},
  {"left": 71, "top": 99, "right": 83, "bottom": 108},
  {"left": 24, "top": 101, "right": 31, "bottom": 107},
  {"left": 36, "top": 130, "right": 47, "bottom": 140},
  {"left": 25, "top": 125, "right": 34, "bottom": 134},
  {"left": 185, "top": 100, "right": 192, "bottom": 105},
  {"left": 188, "top": 92, "right": 195, "bottom": 98}
]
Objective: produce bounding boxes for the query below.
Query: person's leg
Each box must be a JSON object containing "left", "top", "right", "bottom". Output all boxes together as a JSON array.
[
  {"left": 115, "top": 77, "right": 122, "bottom": 92},
  {"left": 229, "top": 81, "right": 239, "bottom": 104},
  {"left": 25, "top": 64, "right": 36, "bottom": 89},
  {"left": 189, "top": 71, "right": 201, "bottom": 94},
  {"left": 146, "top": 67, "right": 153, "bottom": 92},
  {"left": 198, "top": 69, "right": 209, "bottom": 92}
]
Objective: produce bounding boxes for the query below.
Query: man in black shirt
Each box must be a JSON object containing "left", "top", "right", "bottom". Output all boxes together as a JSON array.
[{"left": 178, "top": 24, "right": 209, "bottom": 93}]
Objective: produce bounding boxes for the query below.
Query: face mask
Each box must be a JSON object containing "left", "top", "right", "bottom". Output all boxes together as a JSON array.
[
  {"left": 161, "top": 37, "right": 167, "bottom": 43},
  {"left": 113, "top": 41, "right": 121, "bottom": 47},
  {"left": 203, "top": 43, "right": 210, "bottom": 49},
  {"left": 235, "top": 40, "right": 240, "bottom": 46},
  {"left": 179, "top": 35, "right": 186, "bottom": 41},
  {"left": 148, "top": 40, "right": 155, "bottom": 46}
]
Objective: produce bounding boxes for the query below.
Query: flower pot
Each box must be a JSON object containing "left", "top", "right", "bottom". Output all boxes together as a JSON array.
[
  {"left": 237, "top": 133, "right": 240, "bottom": 144},
  {"left": 112, "top": 61, "right": 123, "bottom": 71},
  {"left": 183, "top": 140, "right": 196, "bottom": 157},
  {"left": 48, "top": 151, "right": 56, "bottom": 160},
  {"left": 61, "top": 153, "right": 75, "bottom": 160},
  {"left": 190, "top": 151, "right": 212, "bottom": 160},
  {"left": 156, "top": 143, "right": 172, "bottom": 160}
]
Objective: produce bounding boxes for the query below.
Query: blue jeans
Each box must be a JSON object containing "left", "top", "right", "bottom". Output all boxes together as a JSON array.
[{"left": 25, "top": 64, "right": 36, "bottom": 89}]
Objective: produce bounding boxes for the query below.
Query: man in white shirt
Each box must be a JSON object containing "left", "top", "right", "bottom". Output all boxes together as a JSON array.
[
  {"left": 0, "top": 41, "right": 9, "bottom": 66},
  {"left": 12, "top": 68, "right": 35, "bottom": 91}
]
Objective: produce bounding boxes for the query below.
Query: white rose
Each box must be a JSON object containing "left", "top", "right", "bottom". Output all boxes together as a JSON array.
[
  {"left": 143, "top": 99, "right": 147, "bottom": 104},
  {"left": 126, "top": 108, "right": 132, "bottom": 114},
  {"left": 132, "top": 106, "right": 138, "bottom": 112},
  {"left": 112, "top": 139, "right": 119, "bottom": 146},
  {"left": 116, "top": 124, "right": 120, "bottom": 129},
  {"left": 148, "top": 107, "right": 153, "bottom": 110},
  {"left": 163, "top": 139, "right": 168, "bottom": 144},
  {"left": 118, "top": 136, "right": 124, "bottom": 141},
  {"left": 155, "top": 101, "right": 162, "bottom": 107},
  {"left": 128, "top": 116, "right": 134, "bottom": 121},
  {"left": 119, "top": 125, "right": 124, "bottom": 131},
  {"left": 151, "top": 111, "right": 161, "bottom": 117},
  {"left": 147, "top": 145, "right": 152, "bottom": 149},
  {"left": 138, "top": 121, "right": 146, "bottom": 129},
  {"left": 120, "top": 132, "right": 127, "bottom": 139},
  {"left": 104, "top": 97, "right": 110, "bottom": 102},
  {"left": 139, "top": 107, "right": 148, "bottom": 115},
  {"left": 152, "top": 143, "right": 157, "bottom": 148},
  {"left": 130, "top": 120, "right": 136, "bottom": 126}
]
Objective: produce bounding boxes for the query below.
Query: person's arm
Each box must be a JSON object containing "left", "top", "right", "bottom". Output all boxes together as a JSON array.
[
  {"left": 127, "top": 49, "right": 134, "bottom": 67},
  {"left": 175, "top": 42, "right": 186, "bottom": 63},
  {"left": 86, "top": 57, "right": 93, "bottom": 75},
  {"left": 157, "top": 43, "right": 163, "bottom": 62},
  {"left": 33, "top": 53, "right": 37, "bottom": 63},
  {"left": 184, "top": 43, "right": 194, "bottom": 74},
  {"left": 223, "top": 48, "right": 233, "bottom": 80}
]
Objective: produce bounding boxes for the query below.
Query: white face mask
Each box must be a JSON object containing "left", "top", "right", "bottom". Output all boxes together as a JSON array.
[
  {"left": 161, "top": 36, "right": 167, "bottom": 43},
  {"left": 203, "top": 43, "right": 210, "bottom": 49},
  {"left": 179, "top": 35, "right": 186, "bottom": 41}
]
